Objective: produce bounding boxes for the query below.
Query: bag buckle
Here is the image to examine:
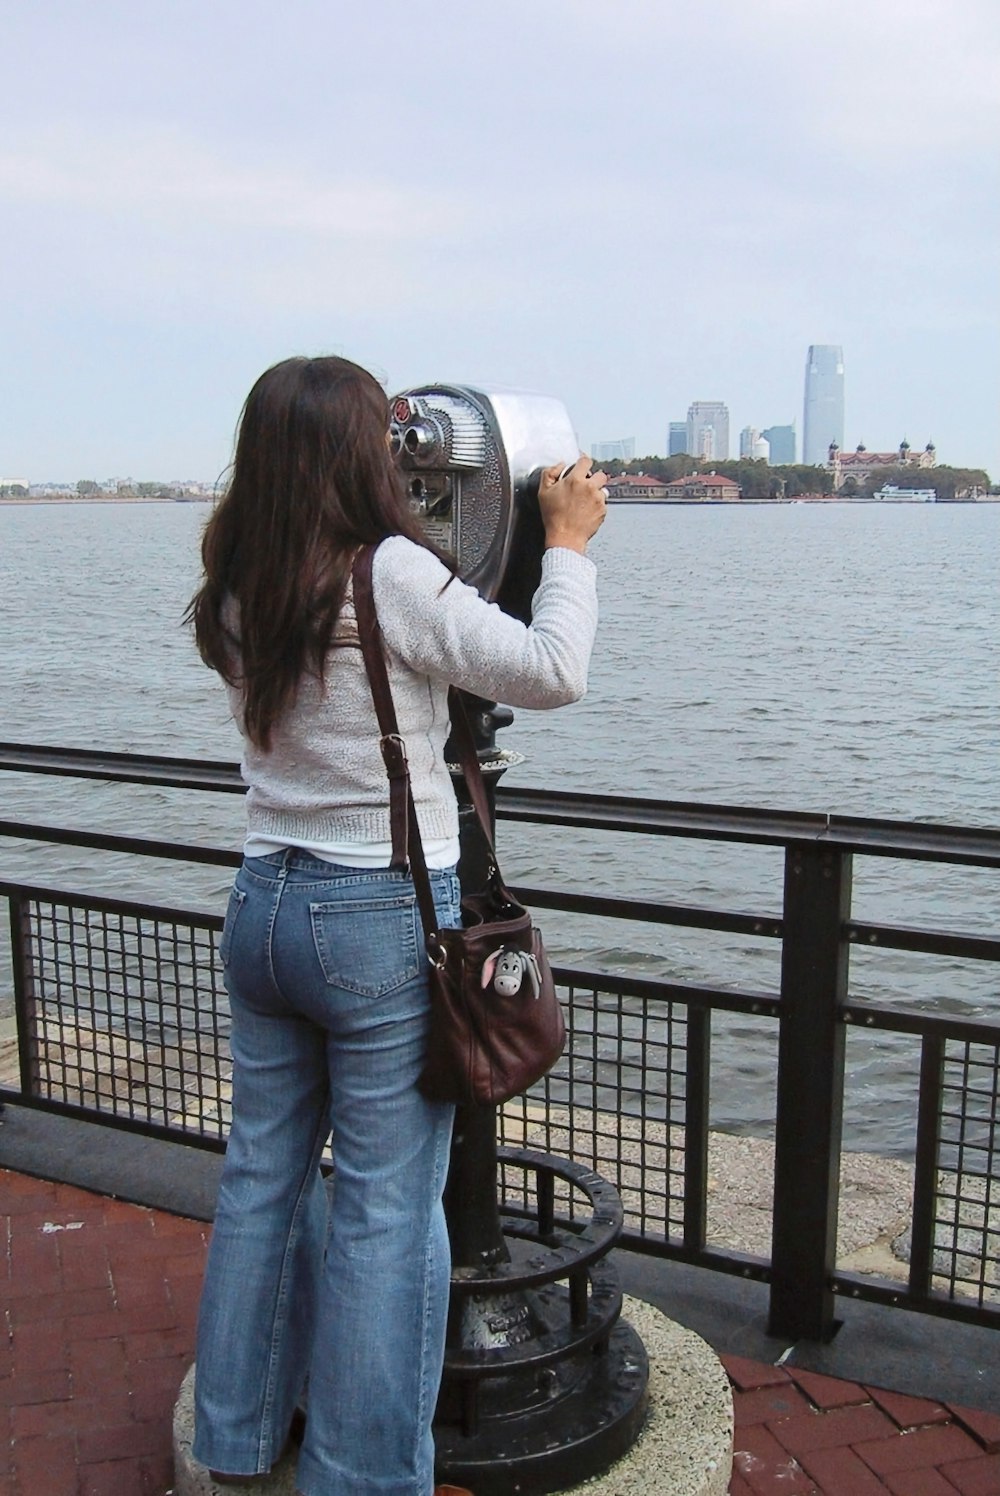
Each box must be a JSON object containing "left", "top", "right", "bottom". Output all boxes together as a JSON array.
[
  {"left": 380, "top": 733, "right": 408, "bottom": 777},
  {"left": 427, "top": 934, "right": 448, "bottom": 971}
]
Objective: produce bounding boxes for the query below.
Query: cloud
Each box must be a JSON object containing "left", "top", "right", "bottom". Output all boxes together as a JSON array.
[{"left": 0, "top": 124, "right": 460, "bottom": 240}]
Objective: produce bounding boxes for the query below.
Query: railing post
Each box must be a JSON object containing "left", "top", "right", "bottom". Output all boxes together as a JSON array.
[
  {"left": 769, "top": 842, "right": 852, "bottom": 1341},
  {"left": 8, "top": 890, "right": 40, "bottom": 1101},
  {"left": 908, "top": 1035, "right": 945, "bottom": 1300},
  {"left": 684, "top": 1005, "right": 710, "bottom": 1251}
]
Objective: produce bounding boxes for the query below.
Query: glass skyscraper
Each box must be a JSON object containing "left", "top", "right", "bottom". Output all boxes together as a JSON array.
[{"left": 803, "top": 346, "right": 845, "bottom": 466}]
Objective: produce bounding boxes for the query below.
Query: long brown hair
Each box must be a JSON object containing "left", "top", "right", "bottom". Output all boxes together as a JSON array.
[{"left": 187, "top": 355, "right": 439, "bottom": 748}]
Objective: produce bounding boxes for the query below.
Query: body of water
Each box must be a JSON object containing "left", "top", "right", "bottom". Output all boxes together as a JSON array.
[{"left": 1, "top": 499, "right": 997, "bottom": 1153}]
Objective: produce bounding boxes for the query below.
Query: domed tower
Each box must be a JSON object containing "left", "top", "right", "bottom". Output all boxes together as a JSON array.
[{"left": 899, "top": 438, "right": 911, "bottom": 463}]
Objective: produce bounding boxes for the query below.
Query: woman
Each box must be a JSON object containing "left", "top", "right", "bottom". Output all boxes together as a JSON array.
[{"left": 188, "top": 355, "right": 606, "bottom": 1496}]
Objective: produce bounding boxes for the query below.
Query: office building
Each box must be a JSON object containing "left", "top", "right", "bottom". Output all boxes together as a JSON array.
[
  {"left": 761, "top": 425, "right": 796, "bottom": 465},
  {"left": 739, "top": 427, "right": 770, "bottom": 461},
  {"left": 803, "top": 346, "right": 845, "bottom": 466},
  {"left": 591, "top": 438, "right": 636, "bottom": 462},
  {"left": 668, "top": 422, "right": 688, "bottom": 456},
  {"left": 686, "top": 402, "right": 729, "bottom": 462}
]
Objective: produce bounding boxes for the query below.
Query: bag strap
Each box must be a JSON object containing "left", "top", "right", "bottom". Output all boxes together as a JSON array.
[{"left": 351, "top": 543, "right": 499, "bottom": 946}]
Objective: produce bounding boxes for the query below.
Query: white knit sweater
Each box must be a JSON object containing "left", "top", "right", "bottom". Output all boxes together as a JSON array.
[{"left": 229, "top": 538, "right": 598, "bottom": 848}]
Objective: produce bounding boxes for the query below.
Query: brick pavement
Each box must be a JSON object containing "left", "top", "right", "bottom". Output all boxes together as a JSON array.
[{"left": 2, "top": 1168, "right": 999, "bottom": 1495}]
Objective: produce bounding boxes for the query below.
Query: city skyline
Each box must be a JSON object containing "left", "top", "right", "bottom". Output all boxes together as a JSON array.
[{"left": 2, "top": 3, "right": 997, "bottom": 480}]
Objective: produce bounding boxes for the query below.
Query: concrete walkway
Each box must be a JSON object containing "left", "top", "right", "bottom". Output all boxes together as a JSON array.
[{"left": 3, "top": 1168, "right": 1000, "bottom": 1496}]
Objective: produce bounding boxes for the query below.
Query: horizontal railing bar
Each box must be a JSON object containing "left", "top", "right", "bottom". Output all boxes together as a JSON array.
[
  {"left": 0, "top": 1089, "right": 229, "bottom": 1153},
  {"left": 2, "top": 742, "right": 999, "bottom": 866},
  {"left": 498, "top": 1202, "right": 771, "bottom": 1280},
  {"left": 0, "top": 742, "right": 244, "bottom": 792},
  {"left": 614, "top": 1232, "right": 772, "bottom": 1280},
  {"left": 832, "top": 1272, "right": 1000, "bottom": 1331},
  {"left": 0, "top": 820, "right": 240, "bottom": 868},
  {"left": 842, "top": 1001, "right": 1000, "bottom": 1043},
  {"left": 514, "top": 885, "right": 783, "bottom": 939},
  {"left": 0, "top": 880, "right": 224, "bottom": 929},
  {"left": 498, "top": 788, "right": 1000, "bottom": 866},
  {"left": 847, "top": 920, "right": 1000, "bottom": 962},
  {"left": 553, "top": 964, "right": 780, "bottom": 1018}
]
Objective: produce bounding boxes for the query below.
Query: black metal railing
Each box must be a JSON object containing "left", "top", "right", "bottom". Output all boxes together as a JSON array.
[{"left": 1, "top": 741, "right": 998, "bottom": 1343}]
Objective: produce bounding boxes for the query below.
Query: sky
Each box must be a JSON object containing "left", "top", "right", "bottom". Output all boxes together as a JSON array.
[{"left": 2, "top": 0, "right": 998, "bottom": 483}]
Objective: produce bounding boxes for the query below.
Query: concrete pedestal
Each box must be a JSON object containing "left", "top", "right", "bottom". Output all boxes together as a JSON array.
[{"left": 172, "top": 1298, "right": 733, "bottom": 1496}]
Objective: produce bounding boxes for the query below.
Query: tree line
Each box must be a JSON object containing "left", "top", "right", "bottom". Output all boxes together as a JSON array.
[{"left": 598, "top": 456, "right": 994, "bottom": 499}]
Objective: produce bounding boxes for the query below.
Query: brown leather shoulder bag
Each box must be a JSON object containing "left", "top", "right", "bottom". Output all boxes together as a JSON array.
[{"left": 352, "top": 544, "right": 566, "bottom": 1107}]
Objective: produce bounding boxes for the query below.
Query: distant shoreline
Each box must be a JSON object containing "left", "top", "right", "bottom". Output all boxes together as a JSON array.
[
  {"left": 0, "top": 496, "right": 211, "bottom": 506},
  {"left": 605, "top": 496, "right": 998, "bottom": 506}
]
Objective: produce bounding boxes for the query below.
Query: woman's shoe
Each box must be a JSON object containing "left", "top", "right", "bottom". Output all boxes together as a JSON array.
[{"left": 434, "top": 1486, "right": 475, "bottom": 1495}]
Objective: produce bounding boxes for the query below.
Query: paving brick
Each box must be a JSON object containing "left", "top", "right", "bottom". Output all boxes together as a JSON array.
[
  {"left": 885, "top": 1468, "right": 964, "bottom": 1495},
  {"left": 0, "top": 1369, "right": 72, "bottom": 1407},
  {"left": 856, "top": 1424, "right": 984, "bottom": 1477},
  {"left": 733, "top": 1424, "right": 818, "bottom": 1494},
  {"left": 1, "top": 1188, "right": 61, "bottom": 1217},
  {"left": 101, "top": 1196, "right": 154, "bottom": 1223},
  {"left": 138, "top": 1452, "right": 177, "bottom": 1494},
  {"left": 121, "top": 1299, "right": 184, "bottom": 1335},
  {"left": 54, "top": 1180, "right": 104, "bottom": 1208},
  {"left": 163, "top": 1246, "right": 209, "bottom": 1278},
  {"left": 69, "top": 1335, "right": 128, "bottom": 1382},
  {"left": 938, "top": 1453, "right": 1000, "bottom": 1496},
  {"left": 789, "top": 1367, "right": 871, "bottom": 1410},
  {"left": 98, "top": 1219, "right": 157, "bottom": 1252},
  {"left": 947, "top": 1405, "right": 1000, "bottom": 1454},
  {"left": 123, "top": 1326, "right": 198, "bottom": 1361},
  {"left": 867, "top": 1386, "right": 952, "bottom": 1430},
  {"left": 58, "top": 1246, "right": 113, "bottom": 1293},
  {"left": 7, "top": 1233, "right": 60, "bottom": 1280},
  {"left": 10, "top": 1432, "right": 79, "bottom": 1496},
  {"left": 168, "top": 1271, "right": 203, "bottom": 1318},
  {"left": 735, "top": 1382, "right": 815, "bottom": 1426},
  {"left": 37, "top": 1200, "right": 107, "bottom": 1229},
  {"left": 722, "top": 1353, "right": 792, "bottom": 1392},
  {"left": 64, "top": 1308, "right": 134, "bottom": 1343},
  {"left": 2, "top": 1170, "right": 58, "bottom": 1199},
  {"left": 771, "top": 1402, "right": 898, "bottom": 1458},
  {"left": 129, "top": 1378, "right": 178, "bottom": 1424},
  {"left": 11, "top": 1393, "right": 129, "bottom": 1442},
  {"left": 78, "top": 1458, "right": 148, "bottom": 1496},
  {"left": 796, "top": 1444, "right": 890, "bottom": 1495},
  {"left": 150, "top": 1210, "right": 207, "bottom": 1238},
  {"left": 77, "top": 1417, "right": 168, "bottom": 1464},
  {"left": 130, "top": 1353, "right": 192, "bottom": 1394},
  {"left": 7, "top": 1285, "right": 115, "bottom": 1326},
  {"left": 11, "top": 1319, "right": 69, "bottom": 1373}
]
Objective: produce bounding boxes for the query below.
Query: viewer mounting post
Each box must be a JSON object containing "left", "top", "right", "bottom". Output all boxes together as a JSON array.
[{"left": 769, "top": 841, "right": 852, "bottom": 1342}]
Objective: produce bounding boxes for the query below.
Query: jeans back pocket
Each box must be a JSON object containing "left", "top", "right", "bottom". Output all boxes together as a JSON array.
[
  {"left": 309, "top": 892, "right": 421, "bottom": 998},
  {"left": 219, "top": 886, "right": 247, "bottom": 968}
]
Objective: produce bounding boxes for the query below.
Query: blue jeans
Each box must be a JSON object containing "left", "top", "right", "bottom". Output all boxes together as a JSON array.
[{"left": 193, "top": 851, "right": 459, "bottom": 1496}]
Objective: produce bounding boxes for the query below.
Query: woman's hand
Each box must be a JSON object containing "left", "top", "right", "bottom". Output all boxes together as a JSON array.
[{"left": 538, "top": 457, "right": 608, "bottom": 554}]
